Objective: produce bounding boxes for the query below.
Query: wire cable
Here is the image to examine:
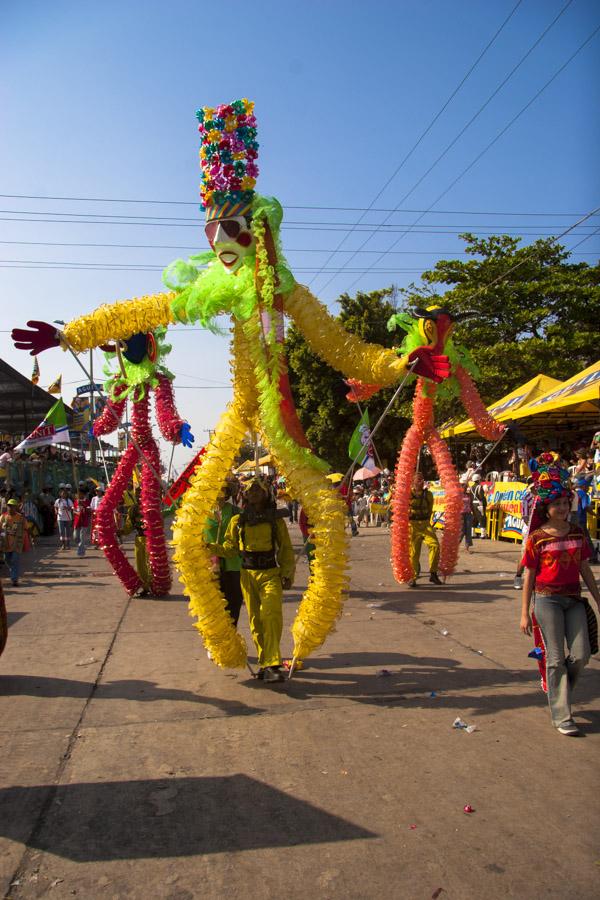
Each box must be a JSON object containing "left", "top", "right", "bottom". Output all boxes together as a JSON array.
[
  {"left": 306, "top": 0, "right": 523, "bottom": 287},
  {"left": 0, "top": 239, "right": 596, "bottom": 256},
  {"left": 318, "top": 0, "right": 575, "bottom": 294},
  {"left": 0, "top": 193, "right": 595, "bottom": 216},
  {"left": 344, "top": 21, "right": 600, "bottom": 292}
]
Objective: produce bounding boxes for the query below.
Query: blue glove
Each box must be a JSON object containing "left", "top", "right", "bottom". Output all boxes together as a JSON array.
[{"left": 180, "top": 422, "right": 195, "bottom": 448}]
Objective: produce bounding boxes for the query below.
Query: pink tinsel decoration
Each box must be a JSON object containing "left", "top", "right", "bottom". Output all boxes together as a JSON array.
[
  {"left": 95, "top": 385, "right": 177, "bottom": 597},
  {"left": 455, "top": 366, "right": 506, "bottom": 441},
  {"left": 391, "top": 379, "right": 463, "bottom": 582},
  {"left": 154, "top": 374, "right": 184, "bottom": 442},
  {"left": 96, "top": 443, "right": 142, "bottom": 595}
]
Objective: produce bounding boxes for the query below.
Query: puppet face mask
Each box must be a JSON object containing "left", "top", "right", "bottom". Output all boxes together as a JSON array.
[{"left": 204, "top": 215, "right": 254, "bottom": 273}]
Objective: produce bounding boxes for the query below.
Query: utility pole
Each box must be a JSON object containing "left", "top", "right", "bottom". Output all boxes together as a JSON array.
[{"left": 89, "top": 349, "right": 96, "bottom": 465}]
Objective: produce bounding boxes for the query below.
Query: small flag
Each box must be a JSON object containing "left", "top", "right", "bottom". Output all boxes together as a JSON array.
[
  {"left": 31, "top": 356, "right": 40, "bottom": 385},
  {"left": 348, "top": 409, "right": 370, "bottom": 465},
  {"left": 47, "top": 375, "right": 62, "bottom": 394},
  {"left": 14, "top": 399, "right": 69, "bottom": 452}
]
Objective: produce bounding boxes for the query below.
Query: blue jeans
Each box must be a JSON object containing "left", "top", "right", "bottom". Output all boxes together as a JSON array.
[
  {"left": 5, "top": 551, "right": 20, "bottom": 583},
  {"left": 74, "top": 526, "right": 89, "bottom": 557},
  {"left": 534, "top": 593, "right": 590, "bottom": 726}
]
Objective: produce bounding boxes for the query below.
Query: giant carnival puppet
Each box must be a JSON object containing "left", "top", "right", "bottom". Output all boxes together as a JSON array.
[
  {"left": 385, "top": 308, "right": 507, "bottom": 583},
  {"left": 92, "top": 328, "right": 194, "bottom": 596},
  {"left": 13, "top": 98, "right": 461, "bottom": 671},
  {"left": 343, "top": 307, "right": 508, "bottom": 585}
]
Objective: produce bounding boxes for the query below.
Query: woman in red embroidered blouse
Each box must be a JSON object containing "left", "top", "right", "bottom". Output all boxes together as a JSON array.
[{"left": 520, "top": 453, "right": 600, "bottom": 736}]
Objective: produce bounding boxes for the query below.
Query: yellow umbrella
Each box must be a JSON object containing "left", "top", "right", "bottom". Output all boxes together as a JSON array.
[{"left": 326, "top": 473, "right": 344, "bottom": 483}]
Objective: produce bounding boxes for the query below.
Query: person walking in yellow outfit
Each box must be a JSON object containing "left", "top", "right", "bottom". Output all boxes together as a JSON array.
[
  {"left": 408, "top": 473, "right": 442, "bottom": 588},
  {"left": 210, "top": 476, "right": 295, "bottom": 683}
]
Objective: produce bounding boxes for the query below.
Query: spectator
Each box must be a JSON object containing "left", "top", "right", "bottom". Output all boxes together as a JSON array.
[
  {"left": 0, "top": 498, "right": 26, "bottom": 586},
  {"left": 54, "top": 488, "right": 74, "bottom": 550},
  {"left": 460, "top": 484, "right": 473, "bottom": 552},
  {"left": 520, "top": 454, "right": 600, "bottom": 736},
  {"left": 286, "top": 498, "right": 299, "bottom": 524},
  {"left": 468, "top": 473, "right": 487, "bottom": 537},
  {"left": 570, "top": 475, "right": 596, "bottom": 563},
  {"left": 73, "top": 487, "right": 92, "bottom": 557},
  {"left": 340, "top": 476, "right": 359, "bottom": 537},
  {"left": 90, "top": 486, "right": 105, "bottom": 545},
  {"left": 354, "top": 487, "right": 369, "bottom": 528}
]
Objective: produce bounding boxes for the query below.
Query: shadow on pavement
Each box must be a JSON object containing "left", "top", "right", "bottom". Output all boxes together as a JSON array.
[
  {"left": 0, "top": 776, "right": 376, "bottom": 860},
  {"left": 0, "top": 675, "right": 265, "bottom": 717},
  {"left": 350, "top": 587, "right": 516, "bottom": 610},
  {"left": 279, "top": 650, "right": 577, "bottom": 714}
]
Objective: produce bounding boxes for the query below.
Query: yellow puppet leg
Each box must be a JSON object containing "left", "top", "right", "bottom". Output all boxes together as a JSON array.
[
  {"left": 422, "top": 525, "right": 441, "bottom": 574},
  {"left": 409, "top": 521, "right": 425, "bottom": 577},
  {"left": 134, "top": 535, "right": 151, "bottom": 588},
  {"left": 241, "top": 569, "right": 283, "bottom": 668},
  {"left": 173, "top": 325, "right": 259, "bottom": 668}
]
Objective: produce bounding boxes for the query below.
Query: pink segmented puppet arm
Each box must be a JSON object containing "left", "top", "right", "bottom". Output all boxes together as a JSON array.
[
  {"left": 455, "top": 365, "right": 506, "bottom": 441},
  {"left": 154, "top": 374, "right": 184, "bottom": 443},
  {"left": 93, "top": 392, "right": 127, "bottom": 437}
]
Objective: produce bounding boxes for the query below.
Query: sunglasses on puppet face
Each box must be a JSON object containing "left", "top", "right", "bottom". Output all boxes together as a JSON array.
[{"left": 204, "top": 216, "right": 254, "bottom": 272}]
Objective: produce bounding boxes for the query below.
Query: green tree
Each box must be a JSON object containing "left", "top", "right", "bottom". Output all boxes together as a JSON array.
[
  {"left": 286, "top": 288, "right": 411, "bottom": 471},
  {"left": 397, "top": 233, "right": 600, "bottom": 423}
]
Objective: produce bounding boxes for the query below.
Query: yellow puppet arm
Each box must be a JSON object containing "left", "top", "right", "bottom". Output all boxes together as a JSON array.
[
  {"left": 62, "top": 292, "right": 176, "bottom": 352},
  {"left": 284, "top": 283, "right": 409, "bottom": 386}
]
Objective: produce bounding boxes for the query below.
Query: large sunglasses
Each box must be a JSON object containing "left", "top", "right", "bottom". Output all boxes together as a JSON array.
[{"left": 204, "top": 216, "right": 249, "bottom": 244}]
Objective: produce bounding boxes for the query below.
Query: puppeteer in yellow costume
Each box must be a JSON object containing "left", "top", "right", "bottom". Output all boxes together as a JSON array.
[
  {"left": 210, "top": 476, "right": 294, "bottom": 682},
  {"left": 408, "top": 473, "right": 442, "bottom": 588},
  {"left": 11, "top": 98, "right": 449, "bottom": 670}
]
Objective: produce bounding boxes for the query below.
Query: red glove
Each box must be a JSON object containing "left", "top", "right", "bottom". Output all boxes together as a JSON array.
[
  {"left": 408, "top": 346, "right": 451, "bottom": 383},
  {"left": 12, "top": 320, "right": 61, "bottom": 355}
]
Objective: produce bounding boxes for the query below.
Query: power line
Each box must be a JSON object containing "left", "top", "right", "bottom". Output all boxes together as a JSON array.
[
  {"left": 569, "top": 224, "right": 600, "bottom": 251},
  {"left": 0, "top": 239, "right": 596, "bottom": 256},
  {"left": 457, "top": 205, "right": 600, "bottom": 308},
  {"left": 3, "top": 208, "right": 597, "bottom": 229},
  {"left": 319, "top": 0, "right": 576, "bottom": 294},
  {"left": 1, "top": 216, "right": 596, "bottom": 236},
  {"left": 0, "top": 193, "right": 594, "bottom": 217},
  {"left": 0, "top": 262, "right": 431, "bottom": 273},
  {"left": 307, "top": 0, "right": 524, "bottom": 287},
  {"left": 344, "top": 20, "right": 600, "bottom": 292}
]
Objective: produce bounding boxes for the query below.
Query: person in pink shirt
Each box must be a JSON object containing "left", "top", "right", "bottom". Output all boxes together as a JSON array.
[
  {"left": 520, "top": 453, "right": 599, "bottom": 736},
  {"left": 73, "top": 486, "right": 92, "bottom": 557}
]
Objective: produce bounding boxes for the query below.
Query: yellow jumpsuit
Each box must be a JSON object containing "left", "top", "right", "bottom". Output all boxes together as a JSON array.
[
  {"left": 216, "top": 515, "right": 295, "bottom": 668},
  {"left": 409, "top": 490, "right": 440, "bottom": 576}
]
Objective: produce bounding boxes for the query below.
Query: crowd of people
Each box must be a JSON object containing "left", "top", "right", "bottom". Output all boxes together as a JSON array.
[{"left": 0, "top": 480, "right": 108, "bottom": 585}]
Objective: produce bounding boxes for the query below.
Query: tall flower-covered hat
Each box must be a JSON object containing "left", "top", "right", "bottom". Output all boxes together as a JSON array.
[
  {"left": 529, "top": 451, "right": 571, "bottom": 503},
  {"left": 196, "top": 98, "right": 259, "bottom": 221}
]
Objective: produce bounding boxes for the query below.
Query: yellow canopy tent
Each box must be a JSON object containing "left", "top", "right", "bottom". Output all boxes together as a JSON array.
[
  {"left": 508, "top": 359, "right": 600, "bottom": 432},
  {"left": 234, "top": 453, "right": 273, "bottom": 474},
  {"left": 441, "top": 373, "right": 562, "bottom": 439}
]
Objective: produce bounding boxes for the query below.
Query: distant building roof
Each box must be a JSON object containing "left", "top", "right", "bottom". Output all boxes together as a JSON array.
[{"left": 0, "top": 358, "right": 73, "bottom": 436}]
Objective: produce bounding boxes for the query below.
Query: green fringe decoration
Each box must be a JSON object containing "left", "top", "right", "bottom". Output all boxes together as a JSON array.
[
  {"left": 387, "top": 312, "right": 479, "bottom": 400},
  {"left": 103, "top": 326, "right": 175, "bottom": 402}
]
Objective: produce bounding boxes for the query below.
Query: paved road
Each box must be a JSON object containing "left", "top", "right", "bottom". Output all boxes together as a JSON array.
[{"left": 1, "top": 525, "right": 598, "bottom": 899}]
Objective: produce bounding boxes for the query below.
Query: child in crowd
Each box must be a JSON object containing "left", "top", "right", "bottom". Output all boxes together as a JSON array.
[{"left": 520, "top": 453, "right": 600, "bottom": 736}]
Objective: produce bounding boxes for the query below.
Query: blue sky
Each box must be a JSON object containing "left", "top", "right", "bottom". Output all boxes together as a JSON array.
[{"left": 1, "top": 0, "right": 598, "bottom": 469}]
